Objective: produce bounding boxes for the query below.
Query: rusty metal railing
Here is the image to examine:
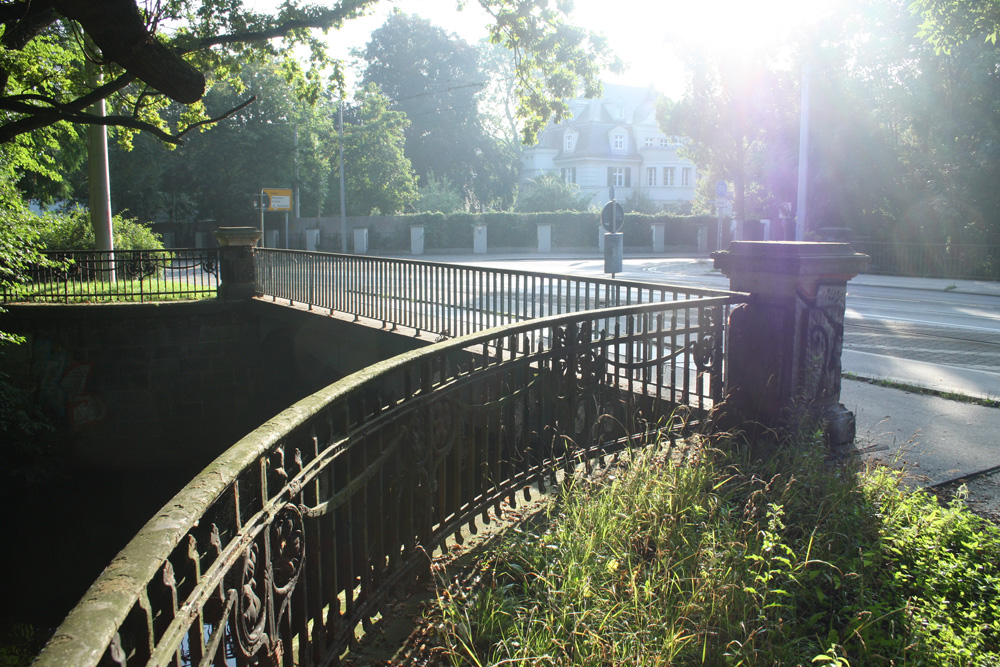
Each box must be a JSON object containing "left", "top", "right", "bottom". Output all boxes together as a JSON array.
[
  {"left": 34, "top": 293, "right": 743, "bottom": 667},
  {"left": 0, "top": 249, "right": 220, "bottom": 303},
  {"left": 253, "top": 249, "right": 734, "bottom": 337}
]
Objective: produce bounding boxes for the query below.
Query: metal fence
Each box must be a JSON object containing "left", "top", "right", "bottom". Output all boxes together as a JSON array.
[
  {"left": 854, "top": 242, "right": 1000, "bottom": 281},
  {"left": 0, "top": 249, "right": 220, "bottom": 303},
  {"left": 34, "top": 292, "right": 742, "bottom": 667},
  {"left": 254, "top": 249, "right": 734, "bottom": 337}
]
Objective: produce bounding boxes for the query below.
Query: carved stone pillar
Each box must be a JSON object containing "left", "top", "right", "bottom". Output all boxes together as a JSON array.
[
  {"left": 712, "top": 241, "right": 869, "bottom": 445},
  {"left": 214, "top": 226, "right": 261, "bottom": 301}
]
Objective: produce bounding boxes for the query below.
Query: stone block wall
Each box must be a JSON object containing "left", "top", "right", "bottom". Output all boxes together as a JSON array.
[
  {"left": 0, "top": 300, "right": 432, "bottom": 471},
  {"left": 1, "top": 301, "right": 267, "bottom": 469}
]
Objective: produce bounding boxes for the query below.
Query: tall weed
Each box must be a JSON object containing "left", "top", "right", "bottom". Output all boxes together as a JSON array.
[{"left": 432, "top": 430, "right": 1000, "bottom": 665}]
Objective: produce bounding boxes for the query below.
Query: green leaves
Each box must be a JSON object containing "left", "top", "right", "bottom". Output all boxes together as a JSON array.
[{"left": 1, "top": 0, "right": 613, "bottom": 153}]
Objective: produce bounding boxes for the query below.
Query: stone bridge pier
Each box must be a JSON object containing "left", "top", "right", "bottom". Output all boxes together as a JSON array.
[
  {"left": 713, "top": 241, "right": 869, "bottom": 446},
  {"left": 214, "top": 226, "right": 261, "bottom": 300}
]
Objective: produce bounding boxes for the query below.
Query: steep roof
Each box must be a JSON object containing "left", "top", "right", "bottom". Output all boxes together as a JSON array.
[{"left": 537, "top": 83, "right": 659, "bottom": 162}]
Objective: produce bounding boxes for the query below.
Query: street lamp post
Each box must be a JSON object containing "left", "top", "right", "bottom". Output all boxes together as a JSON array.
[{"left": 795, "top": 65, "right": 810, "bottom": 241}]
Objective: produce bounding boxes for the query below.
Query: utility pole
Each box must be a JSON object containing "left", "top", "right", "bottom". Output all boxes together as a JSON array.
[
  {"left": 86, "top": 44, "right": 114, "bottom": 279},
  {"left": 339, "top": 98, "right": 347, "bottom": 253},
  {"left": 292, "top": 124, "right": 299, "bottom": 248},
  {"left": 795, "top": 64, "right": 810, "bottom": 241}
]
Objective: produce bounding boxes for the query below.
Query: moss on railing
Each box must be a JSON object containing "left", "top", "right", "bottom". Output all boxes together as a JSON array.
[{"left": 34, "top": 296, "right": 739, "bottom": 666}]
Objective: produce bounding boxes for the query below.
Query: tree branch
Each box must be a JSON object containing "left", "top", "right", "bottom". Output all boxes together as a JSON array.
[
  {"left": 0, "top": 72, "right": 136, "bottom": 115},
  {"left": 0, "top": 95, "right": 256, "bottom": 145},
  {"left": 194, "top": 2, "right": 375, "bottom": 51},
  {"left": 52, "top": 0, "right": 205, "bottom": 103}
]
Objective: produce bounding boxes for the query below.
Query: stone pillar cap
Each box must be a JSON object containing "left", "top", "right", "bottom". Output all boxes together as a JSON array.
[
  {"left": 214, "top": 227, "right": 262, "bottom": 247},
  {"left": 712, "top": 241, "right": 869, "bottom": 278}
]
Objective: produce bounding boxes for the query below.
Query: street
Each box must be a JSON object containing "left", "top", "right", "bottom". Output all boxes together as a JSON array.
[{"left": 445, "top": 255, "right": 1000, "bottom": 399}]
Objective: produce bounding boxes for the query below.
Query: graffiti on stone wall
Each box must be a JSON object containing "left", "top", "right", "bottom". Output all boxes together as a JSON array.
[{"left": 33, "top": 339, "right": 108, "bottom": 431}]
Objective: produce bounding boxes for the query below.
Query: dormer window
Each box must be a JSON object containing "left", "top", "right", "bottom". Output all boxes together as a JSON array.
[
  {"left": 644, "top": 137, "right": 655, "bottom": 148},
  {"left": 615, "top": 104, "right": 625, "bottom": 119},
  {"left": 613, "top": 133, "right": 626, "bottom": 151},
  {"left": 564, "top": 132, "right": 576, "bottom": 152}
]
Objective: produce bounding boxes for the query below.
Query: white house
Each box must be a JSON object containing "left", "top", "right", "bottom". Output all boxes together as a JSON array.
[{"left": 520, "top": 84, "right": 697, "bottom": 209}]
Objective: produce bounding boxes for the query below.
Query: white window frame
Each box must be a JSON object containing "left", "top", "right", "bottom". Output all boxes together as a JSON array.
[
  {"left": 613, "top": 167, "right": 625, "bottom": 187},
  {"left": 644, "top": 137, "right": 655, "bottom": 148},
  {"left": 659, "top": 137, "right": 670, "bottom": 149},
  {"left": 615, "top": 104, "right": 625, "bottom": 119},
  {"left": 682, "top": 167, "right": 692, "bottom": 187},
  {"left": 561, "top": 167, "right": 576, "bottom": 184},
  {"left": 664, "top": 167, "right": 675, "bottom": 186},
  {"left": 613, "top": 133, "right": 626, "bottom": 151},
  {"left": 564, "top": 132, "right": 576, "bottom": 152},
  {"left": 647, "top": 167, "right": 656, "bottom": 187}
]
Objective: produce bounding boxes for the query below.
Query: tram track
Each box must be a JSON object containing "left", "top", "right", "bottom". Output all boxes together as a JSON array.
[{"left": 844, "top": 318, "right": 1000, "bottom": 373}]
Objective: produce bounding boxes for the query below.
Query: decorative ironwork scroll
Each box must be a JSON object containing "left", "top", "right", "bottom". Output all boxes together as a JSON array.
[{"left": 32, "top": 280, "right": 742, "bottom": 667}]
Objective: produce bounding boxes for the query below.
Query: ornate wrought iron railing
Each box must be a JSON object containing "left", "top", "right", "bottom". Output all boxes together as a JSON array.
[
  {"left": 1, "top": 249, "right": 220, "bottom": 303},
  {"left": 254, "top": 249, "right": 734, "bottom": 337},
  {"left": 34, "top": 293, "right": 742, "bottom": 667}
]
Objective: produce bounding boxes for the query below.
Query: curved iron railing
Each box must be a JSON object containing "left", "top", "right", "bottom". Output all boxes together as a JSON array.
[
  {"left": 254, "top": 249, "right": 733, "bottom": 337},
  {"left": 34, "top": 292, "right": 742, "bottom": 667}
]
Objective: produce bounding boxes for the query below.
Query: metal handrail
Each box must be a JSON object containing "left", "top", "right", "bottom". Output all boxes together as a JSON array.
[
  {"left": 254, "top": 249, "right": 734, "bottom": 337},
  {"left": 34, "top": 293, "right": 744, "bottom": 667},
  {"left": 0, "top": 249, "right": 220, "bottom": 303}
]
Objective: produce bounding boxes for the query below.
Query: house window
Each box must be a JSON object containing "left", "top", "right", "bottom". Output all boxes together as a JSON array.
[
  {"left": 682, "top": 167, "right": 692, "bottom": 187},
  {"left": 615, "top": 104, "right": 625, "bottom": 118},
  {"left": 644, "top": 137, "right": 655, "bottom": 148},
  {"left": 647, "top": 167, "right": 657, "bottom": 186},
  {"left": 664, "top": 167, "right": 675, "bottom": 186},
  {"left": 564, "top": 133, "right": 576, "bottom": 152},
  {"left": 607, "top": 166, "right": 631, "bottom": 187},
  {"left": 659, "top": 138, "right": 670, "bottom": 149},
  {"left": 613, "top": 133, "right": 626, "bottom": 150},
  {"left": 561, "top": 167, "right": 577, "bottom": 184}
]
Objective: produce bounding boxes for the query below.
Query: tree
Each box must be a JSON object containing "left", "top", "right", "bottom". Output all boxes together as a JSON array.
[
  {"left": 515, "top": 173, "right": 591, "bottom": 212},
  {"left": 327, "top": 84, "right": 418, "bottom": 216},
  {"left": 0, "top": 172, "right": 50, "bottom": 344},
  {"left": 359, "top": 12, "right": 520, "bottom": 209},
  {"left": 910, "top": 0, "right": 1000, "bottom": 53},
  {"left": 657, "top": 55, "right": 798, "bottom": 223},
  {"left": 414, "top": 174, "right": 465, "bottom": 214},
  {"left": 0, "top": 0, "right": 613, "bottom": 148},
  {"left": 801, "top": 0, "right": 1000, "bottom": 242}
]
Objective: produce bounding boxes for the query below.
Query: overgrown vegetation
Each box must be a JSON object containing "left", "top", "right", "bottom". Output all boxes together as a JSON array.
[
  {"left": 430, "top": 430, "right": 1000, "bottom": 665},
  {"left": 32, "top": 209, "right": 164, "bottom": 252},
  {"left": 843, "top": 372, "right": 1000, "bottom": 409}
]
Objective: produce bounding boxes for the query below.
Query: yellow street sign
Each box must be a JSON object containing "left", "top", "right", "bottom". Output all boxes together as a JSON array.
[{"left": 263, "top": 188, "right": 292, "bottom": 211}]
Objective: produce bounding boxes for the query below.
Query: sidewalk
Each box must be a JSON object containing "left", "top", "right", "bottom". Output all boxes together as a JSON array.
[
  {"left": 848, "top": 271, "right": 1000, "bottom": 298},
  {"left": 845, "top": 378, "right": 1000, "bottom": 520}
]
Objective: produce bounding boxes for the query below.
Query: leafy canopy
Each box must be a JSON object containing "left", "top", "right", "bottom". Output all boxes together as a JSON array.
[
  {"left": 0, "top": 0, "right": 615, "bottom": 151},
  {"left": 358, "top": 11, "right": 521, "bottom": 211}
]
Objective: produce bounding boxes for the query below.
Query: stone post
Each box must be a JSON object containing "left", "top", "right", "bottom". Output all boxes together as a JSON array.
[
  {"left": 712, "top": 241, "right": 869, "bottom": 445},
  {"left": 213, "top": 226, "right": 261, "bottom": 301}
]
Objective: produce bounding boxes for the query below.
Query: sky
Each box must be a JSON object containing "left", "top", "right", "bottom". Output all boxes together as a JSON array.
[{"left": 251, "top": 0, "right": 844, "bottom": 99}]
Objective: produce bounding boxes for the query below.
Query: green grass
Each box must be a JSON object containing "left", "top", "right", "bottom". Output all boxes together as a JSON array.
[
  {"left": 16, "top": 278, "right": 216, "bottom": 303},
  {"left": 843, "top": 372, "right": 1000, "bottom": 408},
  {"left": 430, "top": 428, "right": 1000, "bottom": 666}
]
